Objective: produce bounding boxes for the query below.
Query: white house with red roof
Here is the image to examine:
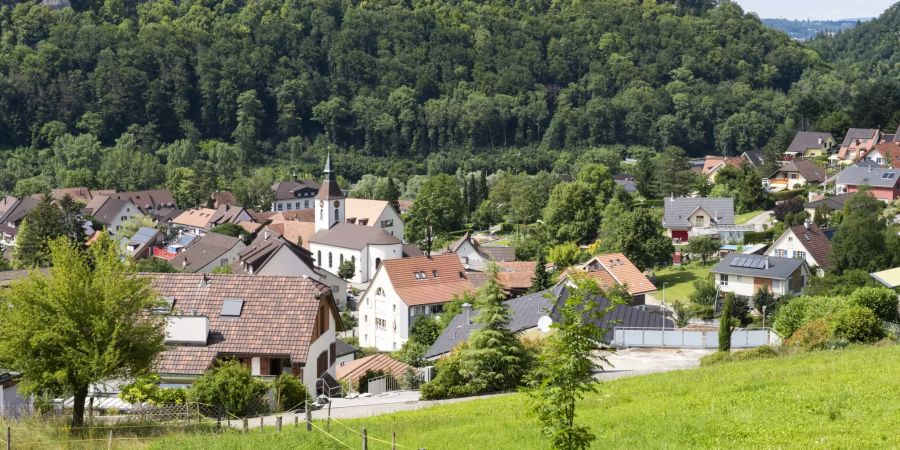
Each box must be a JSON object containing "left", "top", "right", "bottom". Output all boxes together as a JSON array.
[{"left": 358, "top": 254, "right": 475, "bottom": 351}]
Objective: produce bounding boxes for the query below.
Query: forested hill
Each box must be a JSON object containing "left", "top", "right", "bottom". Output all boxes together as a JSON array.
[
  {"left": 812, "top": 3, "right": 900, "bottom": 68},
  {"left": 0, "top": 0, "right": 888, "bottom": 192}
]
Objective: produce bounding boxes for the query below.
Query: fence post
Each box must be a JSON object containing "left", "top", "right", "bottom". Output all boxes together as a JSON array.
[
  {"left": 327, "top": 401, "right": 332, "bottom": 432},
  {"left": 6, "top": 426, "right": 11, "bottom": 450},
  {"left": 276, "top": 416, "right": 282, "bottom": 432},
  {"left": 260, "top": 417, "right": 264, "bottom": 430},
  {"left": 294, "top": 416, "right": 299, "bottom": 427},
  {"left": 392, "top": 432, "right": 397, "bottom": 450},
  {"left": 306, "top": 405, "right": 312, "bottom": 432},
  {"left": 107, "top": 430, "right": 113, "bottom": 450},
  {"left": 242, "top": 418, "right": 248, "bottom": 434},
  {"left": 362, "top": 428, "right": 368, "bottom": 450},
  {"left": 217, "top": 418, "right": 221, "bottom": 433}
]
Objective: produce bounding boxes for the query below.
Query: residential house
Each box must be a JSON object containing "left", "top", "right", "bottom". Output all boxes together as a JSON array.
[
  {"left": 47, "top": 187, "right": 115, "bottom": 204},
  {"left": 110, "top": 190, "right": 179, "bottom": 222},
  {"left": 803, "top": 193, "right": 853, "bottom": 219},
  {"left": 308, "top": 156, "right": 403, "bottom": 283},
  {"left": 171, "top": 204, "right": 252, "bottom": 235},
  {"left": 211, "top": 191, "right": 237, "bottom": 209},
  {"left": 711, "top": 253, "right": 810, "bottom": 298},
  {"left": 335, "top": 354, "right": 411, "bottom": 390},
  {"left": 560, "top": 253, "right": 657, "bottom": 306},
  {"left": 0, "top": 197, "right": 38, "bottom": 248},
  {"left": 740, "top": 149, "right": 765, "bottom": 169},
  {"left": 784, "top": 131, "right": 835, "bottom": 160},
  {"left": 425, "top": 285, "right": 673, "bottom": 360},
  {"left": 829, "top": 166, "right": 900, "bottom": 201},
  {"left": 870, "top": 267, "right": 900, "bottom": 290},
  {"left": 857, "top": 142, "right": 900, "bottom": 167},
  {"left": 83, "top": 195, "right": 140, "bottom": 234},
  {"left": 879, "top": 125, "right": 900, "bottom": 144},
  {"left": 765, "top": 223, "right": 834, "bottom": 276},
  {"left": 767, "top": 159, "right": 827, "bottom": 191},
  {"left": 468, "top": 261, "right": 536, "bottom": 298},
  {"left": 358, "top": 254, "right": 475, "bottom": 351},
  {"left": 613, "top": 173, "right": 637, "bottom": 193},
  {"left": 168, "top": 233, "right": 246, "bottom": 273},
  {"left": 271, "top": 179, "right": 321, "bottom": 212},
  {"left": 662, "top": 197, "right": 740, "bottom": 243},
  {"left": 1, "top": 370, "right": 31, "bottom": 418},
  {"left": 445, "top": 231, "right": 516, "bottom": 271},
  {"left": 701, "top": 156, "right": 744, "bottom": 184},
  {"left": 831, "top": 128, "right": 880, "bottom": 167},
  {"left": 334, "top": 339, "right": 357, "bottom": 368},
  {"left": 150, "top": 273, "right": 343, "bottom": 395},
  {"left": 231, "top": 227, "right": 348, "bottom": 307},
  {"left": 124, "top": 227, "right": 165, "bottom": 260}
]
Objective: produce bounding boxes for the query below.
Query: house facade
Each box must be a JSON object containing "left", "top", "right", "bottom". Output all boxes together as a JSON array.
[
  {"left": 271, "top": 180, "right": 321, "bottom": 212},
  {"left": 662, "top": 197, "right": 737, "bottom": 243},
  {"left": 150, "top": 273, "right": 343, "bottom": 395},
  {"left": 831, "top": 128, "right": 880, "bottom": 166},
  {"left": 711, "top": 253, "right": 809, "bottom": 298},
  {"left": 345, "top": 198, "right": 405, "bottom": 241},
  {"left": 358, "top": 254, "right": 475, "bottom": 351},
  {"left": 784, "top": 131, "right": 835, "bottom": 160},
  {"left": 765, "top": 223, "right": 834, "bottom": 276},
  {"left": 1, "top": 371, "right": 31, "bottom": 418},
  {"left": 560, "top": 253, "right": 657, "bottom": 306},
  {"left": 831, "top": 166, "right": 900, "bottom": 201},
  {"left": 767, "top": 160, "right": 827, "bottom": 191},
  {"left": 83, "top": 196, "right": 141, "bottom": 234},
  {"left": 0, "top": 196, "right": 38, "bottom": 249}
]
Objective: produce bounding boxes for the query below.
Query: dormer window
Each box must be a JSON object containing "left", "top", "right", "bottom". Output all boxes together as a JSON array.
[
  {"left": 414, "top": 271, "right": 426, "bottom": 280},
  {"left": 432, "top": 270, "right": 438, "bottom": 277}
]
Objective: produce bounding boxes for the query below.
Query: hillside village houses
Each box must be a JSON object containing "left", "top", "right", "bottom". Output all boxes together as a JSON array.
[
  {"left": 767, "top": 159, "right": 828, "bottom": 191},
  {"left": 444, "top": 231, "right": 516, "bottom": 271},
  {"left": 830, "top": 128, "right": 880, "bottom": 167},
  {"left": 560, "top": 253, "right": 658, "bottom": 306},
  {"left": 169, "top": 233, "right": 246, "bottom": 273},
  {"left": 271, "top": 179, "right": 320, "bottom": 212},
  {"left": 783, "top": 131, "right": 835, "bottom": 160},
  {"left": 171, "top": 204, "right": 253, "bottom": 235},
  {"left": 150, "top": 273, "right": 343, "bottom": 395},
  {"left": 711, "top": 253, "right": 810, "bottom": 298},
  {"left": 0, "top": 196, "right": 38, "bottom": 249},
  {"left": 358, "top": 254, "right": 475, "bottom": 351},
  {"left": 662, "top": 196, "right": 746, "bottom": 244},
  {"left": 700, "top": 156, "right": 743, "bottom": 184},
  {"left": 82, "top": 195, "right": 140, "bottom": 233},
  {"left": 826, "top": 165, "right": 900, "bottom": 201},
  {"left": 765, "top": 222, "right": 835, "bottom": 277}
]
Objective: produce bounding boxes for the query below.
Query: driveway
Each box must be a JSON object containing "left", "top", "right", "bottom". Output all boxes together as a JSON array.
[
  {"left": 593, "top": 347, "right": 712, "bottom": 381},
  {"left": 744, "top": 210, "right": 774, "bottom": 231}
]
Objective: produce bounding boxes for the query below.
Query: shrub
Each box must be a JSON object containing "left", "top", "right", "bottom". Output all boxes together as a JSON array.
[
  {"left": 421, "top": 347, "right": 477, "bottom": 400},
  {"left": 831, "top": 305, "right": 885, "bottom": 343},
  {"left": 785, "top": 320, "right": 831, "bottom": 351},
  {"left": 773, "top": 295, "right": 856, "bottom": 338},
  {"left": 729, "top": 346, "right": 779, "bottom": 362},
  {"left": 850, "top": 287, "right": 898, "bottom": 322},
  {"left": 271, "top": 374, "right": 309, "bottom": 412},
  {"left": 699, "top": 351, "right": 731, "bottom": 367},
  {"left": 119, "top": 373, "right": 187, "bottom": 405},
  {"left": 689, "top": 279, "right": 718, "bottom": 306},
  {"left": 189, "top": 360, "right": 270, "bottom": 416}
]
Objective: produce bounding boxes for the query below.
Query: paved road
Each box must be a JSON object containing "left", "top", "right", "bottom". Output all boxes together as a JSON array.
[
  {"left": 594, "top": 347, "right": 712, "bottom": 381},
  {"left": 744, "top": 210, "right": 774, "bottom": 231}
]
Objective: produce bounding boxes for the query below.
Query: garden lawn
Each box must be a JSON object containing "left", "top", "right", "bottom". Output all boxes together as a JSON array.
[
  {"left": 653, "top": 262, "right": 712, "bottom": 303},
  {"left": 151, "top": 345, "right": 900, "bottom": 449},
  {"left": 735, "top": 210, "right": 765, "bottom": 225}
]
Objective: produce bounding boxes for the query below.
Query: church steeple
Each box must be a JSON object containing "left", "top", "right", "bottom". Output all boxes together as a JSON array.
[{"left": 315, "top": 153, "right": 344, "bottom": 231}]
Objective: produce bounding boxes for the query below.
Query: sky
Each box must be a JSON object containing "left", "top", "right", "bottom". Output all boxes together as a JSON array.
[{"left": 733, "top": 0, "right": 896, "bottom": 20}]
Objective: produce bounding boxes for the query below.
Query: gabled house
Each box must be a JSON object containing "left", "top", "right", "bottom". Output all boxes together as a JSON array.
[
  {"left": 468, "top": 261, "right": 536, "bottom": 298},
  {"left": 0, "top": 196, "right": 39, "bottom": 248},
  {"left": 711, "top": 253, "right": 809, "bottom": 298},
  {"left": 741, "top": 149, "right": 765, "bottom": 168},
  {"left": 124, "top": 226, "right": 165, "bottom": 260},
  {"left": 445, "top": 231, "right": 516, "bottom": 271},
  {"left": 424, "top": 285, "right": 672, "bottom": 360},
  {"left": 83, "top": 195, "right": 140, "bottom": 234},
  {"left": 560, "top": 253, "right": 657, "bottom": 306},
  {"left": 110, "top": 190, "right": 179, "bottom": 222},
  {"left": 831, "top": 128, "right": 880, "bottom": 166},
  {"left": 169, "top": 232, "right": 246, "bottom": 273},
  {"left": 271, "top": 180, "right": 321, "bottom": 212},
  {"left": 857, "top": 142, "right": 900, "bottom": 167},
  {"left": 232, "top": 227, "right": 348, "bottom": 307},
  {"left": 767, "top": 159, "right": 827, "bottom": 191},
  {"left": 784, "top": 131, "right": 835, "bottom": 160},
  {"left": 358, "top": 254, "right": 475, "bottom": 351},
  {"left": 765, "top": 223, "right": 834, "bottom": 276},
  {"left": 662, "top": 197, "right": 737, "bottom": 243},
  {"left": 829, "top": 166, "right": 900, "bottom": 201},
  {"left": 150, "top": 273, "right": 343, "bottom": 394},
  {"left": 803, "top": 193, "right": 853, "bottom": 219},
  {"left": 171, "top": 208, "right": 217, "bottom": 234},
  {"left": 701, "top": 156, "right": 744, "bottom": 184},
  {"left": 47, "top": 188, "right": 116, "bottom": 205}
]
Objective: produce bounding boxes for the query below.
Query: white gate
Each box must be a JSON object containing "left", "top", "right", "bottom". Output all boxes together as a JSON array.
[{"left": 612, "top": 327, "right": 781, "bottom": 349}]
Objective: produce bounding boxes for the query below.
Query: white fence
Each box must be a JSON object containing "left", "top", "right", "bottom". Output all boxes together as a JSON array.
[{"left": 612, "top": 327, "right": 781, "bottom": 349}]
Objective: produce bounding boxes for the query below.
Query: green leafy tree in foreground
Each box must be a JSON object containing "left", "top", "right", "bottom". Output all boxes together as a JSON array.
[
  {"left": 0, "top": 234, "right": 166, "bottom": 425},
  {"left": 686, "top": 236, "right": 720, "bottom": 266},
  {"left": 189, "top": 360, "right": 269, "bottom": 416},
  {"left": 527, "top": 274, "right": 619, "bottom": 450},
  {"left": 719, "top": 292, "right": 736, "bottom": 352}
]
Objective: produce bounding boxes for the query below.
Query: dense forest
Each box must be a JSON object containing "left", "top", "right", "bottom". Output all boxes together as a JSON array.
[{"left": 0, "top": 0, "right": 897, "bottom": 196}]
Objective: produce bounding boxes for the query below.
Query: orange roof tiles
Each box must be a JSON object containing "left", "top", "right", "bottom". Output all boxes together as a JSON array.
[
  {"left": 336, "top": 354, "right": 412, "bottom": 382},
  {"left": 382, "top": 254, "right": 475, "bottom": 306},
  {"left": 587, "top": 253, "right": 657, "bottom": 295}
]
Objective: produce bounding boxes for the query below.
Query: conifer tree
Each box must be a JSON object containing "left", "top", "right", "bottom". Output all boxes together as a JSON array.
[
  {"left": 718, "top": 292, "right": 735, "bottom": 351},
  {"left": 529, "top": 252, "right": 552, "bottom": 293}
]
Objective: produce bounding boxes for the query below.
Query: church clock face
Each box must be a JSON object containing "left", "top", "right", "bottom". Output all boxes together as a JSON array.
[{"left": 333, "top": 200, "right": 341, "bottom": 207}]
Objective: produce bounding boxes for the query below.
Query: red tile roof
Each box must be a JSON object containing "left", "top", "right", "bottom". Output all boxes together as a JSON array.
[
  {"left": 382, "top": 254, "right": 475, "bottom": 306},
  {"left": 336, "top": 354, "right": 412, "bottom": 382},
  {"left": 148, "top": 273, "right": 336, "bottom": 375},
  {"left": 496, "top": 261, "right": 536, "bottom": 290},
  {"left": 786, "top": 223, "right": 833, "bottom": 272},
  {"left": 579, "top": 253, "right": 656, "bottom": 295}
]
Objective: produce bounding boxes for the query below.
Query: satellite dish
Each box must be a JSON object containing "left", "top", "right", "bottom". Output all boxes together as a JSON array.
[{"left": 536, "top": 315, "right": 553, "bottom": 333}]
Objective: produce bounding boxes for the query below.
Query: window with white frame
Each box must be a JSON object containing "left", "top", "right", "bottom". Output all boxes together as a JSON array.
[
  {"left": 694, "top": 215, "right": 705, "bottom": 227},
  {"left": 375, "top": 318, "right": 386, "bottom": 330},
  {"left": 719, "top": 274, "right": 729, "bottom": 286},
  {"left": 794, "top": 251, "right": 806, "bottom": 259},
  {"left": 381, "top": 219, "right": 393, "bottom": 228},
  {"left": 775, "top": 249, "right": 787, "bottom": 257}
]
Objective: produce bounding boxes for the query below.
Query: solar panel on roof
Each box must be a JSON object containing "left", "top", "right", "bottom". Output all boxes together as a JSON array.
[
  {"left": 221, "top": 298, "right": 244, "bottom": 317},
  {"left": 754, "top": 258, "right": 766, "bottom": 269}
]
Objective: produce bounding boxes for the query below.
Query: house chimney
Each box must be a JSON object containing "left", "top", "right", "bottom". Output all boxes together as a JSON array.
[
  {"left": 765, "top": 257, "right": 770, "bottom": 269},
  {"left": 804, "top": 219, "right": 810, "bottom": 230},
  {"left": 200, "top": 273, "right": 210, "bottom": 288},
  {"left": 462, "top": 303, "right": 473, "bottom": 324},
  {"left": 182, "top": 258, "right": 188, "bottom": 268},
  {"left": 818, "top": 137, "right": 823, "bottom": 145}
]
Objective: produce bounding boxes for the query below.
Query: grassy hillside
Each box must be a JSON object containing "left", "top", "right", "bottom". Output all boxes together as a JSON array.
[{"left": 152, "top": 344, "right": 900, "bottom": 449}]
